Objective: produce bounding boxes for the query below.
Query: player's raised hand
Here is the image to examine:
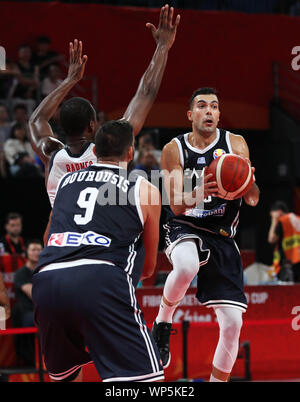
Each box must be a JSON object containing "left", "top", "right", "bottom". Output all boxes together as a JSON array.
[
  {"left": 67, "top": 39, "right": 88, "bottom": 83},
  {"left": 146, "top": 4, "right": 180, "bottom": 50}
]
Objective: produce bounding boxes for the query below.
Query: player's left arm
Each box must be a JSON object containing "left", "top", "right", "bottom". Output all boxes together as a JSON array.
[
  {"left": 122, "top": 5, "right": 180, "bottom": 136},
  {"left": 229, "top": 133, "right": 260, "bottom": 206}
]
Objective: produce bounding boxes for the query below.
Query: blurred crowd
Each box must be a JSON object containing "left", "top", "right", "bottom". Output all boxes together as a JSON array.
[{"left": 0, "top": 36, "right": 66, "bottom": 179}]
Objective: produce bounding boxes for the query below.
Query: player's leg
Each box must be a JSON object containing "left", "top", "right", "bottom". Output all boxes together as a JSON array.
[
  {"left": 152, "top": 239, "right": 199, "bottom": 367},
  {"left": 210, "top": 306, "right": 243, "bottom": 382}
]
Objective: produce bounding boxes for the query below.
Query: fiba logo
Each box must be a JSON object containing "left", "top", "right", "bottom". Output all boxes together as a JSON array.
[
  {"left": 0, "top": 46, "right": 5, "bottom": 71},
  {"left": 291, "top": 46, "right": 300, "bottom": 71},
  {"left": 291, "top": 306, "right": 300, "bottom": 331}
]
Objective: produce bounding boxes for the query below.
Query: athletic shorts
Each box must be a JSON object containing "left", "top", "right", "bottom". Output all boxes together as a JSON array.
[
  {"left": 32, "top": 259, "right": 164, "bottom": 382},
  {"left": 164, "top": 221, "right": 248, "bottom": 312}
]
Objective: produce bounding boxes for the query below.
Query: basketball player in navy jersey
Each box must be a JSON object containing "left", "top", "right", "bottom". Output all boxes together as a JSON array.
[
  {"left": 29, "top": 4, "right": 180, "bottom": 241},
  {"left": 152, "top": 88, "right": 260, "bottom": 382},
  {"left": 32, "top": 119, "right": 163, "bottom": 382}
]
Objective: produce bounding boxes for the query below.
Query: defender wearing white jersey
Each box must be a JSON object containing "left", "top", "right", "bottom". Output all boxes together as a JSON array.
[{"left": 29, "top": 5, "right": 180, "bottom": 231}]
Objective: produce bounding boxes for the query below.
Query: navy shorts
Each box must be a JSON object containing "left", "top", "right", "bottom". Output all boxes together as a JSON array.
[
  {"left": 32, "top": 260, "right": 164, "bottom": 382},
  {"left": 164, "top": 221, "right": 248, "bottom": 312}
]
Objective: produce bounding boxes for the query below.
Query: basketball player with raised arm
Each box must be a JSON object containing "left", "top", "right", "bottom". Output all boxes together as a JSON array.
[
  {"left": 29, "top": 4, "right": 180, "bottom": 242},
  {"left": 32, "top": 119, "right": 163, "bottom": 382},
  {"left": 152, "top": 88, "right": 260, "bottom": 382}
]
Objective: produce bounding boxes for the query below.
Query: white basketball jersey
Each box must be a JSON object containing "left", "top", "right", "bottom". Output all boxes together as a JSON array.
[{"left": 47, "top": 142, "right": 97, "bottom": 207}]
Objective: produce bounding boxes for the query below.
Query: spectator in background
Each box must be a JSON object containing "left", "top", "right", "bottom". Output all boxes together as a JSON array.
[
  {"left": 0, "top": 104, "right": 11, "bottom": 148},
  {"left": 134, "top": 144, "right": 160, "bottom": 181},
  {"left": 134, "top": 129, "right": 161, "bottom": 165},
  {"left": 0, "top": 58, "right": 17, "bottom": 99},
  {"left": 12, "top": 44, "right": 39, "bottom": 105},
  {"left": 32, "top": 36, "right": 64, "bottom": 79},
  {"left": 14, "top": 152, "right": 43, "bottom": 179},
  {"left": 41, "top": 63, "right": 63, "bottom": 98},
  {"left": 95, "top": 109, "right": 108, "bottom": 132},
  {"left": 268, "top": 201, "right": 300, "bottom": 282},
  {"left": 12, "top": 239, "right": 43, "bottom": 366},
  {"left": 0, "top": 212, "right": 25, "bottom": 256},
  {"left": 0, "top": 272, "right": 11, "bottom": 325},
  {"left": 13, "top": 239, "right": 43, "bottom": 327},
  {"left": 4, "top": 123, "right": 37, "bottom": 174},
  {"left": 10, "top": 104, "right": 29, "bottom": 127}
]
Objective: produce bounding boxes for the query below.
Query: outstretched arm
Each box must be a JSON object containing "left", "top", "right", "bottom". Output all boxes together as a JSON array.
[
  {"left": 122, "top": 4, "right": 180, "bottom": 136},
  {"left": 29, "top": 39, "right": 88, "bottom": 165}
]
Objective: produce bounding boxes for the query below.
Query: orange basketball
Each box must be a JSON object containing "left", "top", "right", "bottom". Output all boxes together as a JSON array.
[{"left": 207, "top": 154, "right": 253, "bottom": 200}]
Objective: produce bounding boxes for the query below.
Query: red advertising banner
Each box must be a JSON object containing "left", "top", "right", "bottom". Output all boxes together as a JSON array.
[{"left": 136, "top": 285, "right": 300, "bottom": 381}]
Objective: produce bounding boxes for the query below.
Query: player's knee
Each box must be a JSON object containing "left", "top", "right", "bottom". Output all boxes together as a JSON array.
[
  {"left": 174, "top": 255, "right": 199, "bottom": 283},
  {"left": 220, "top": 313, "right": 242, "bottom": 341}
]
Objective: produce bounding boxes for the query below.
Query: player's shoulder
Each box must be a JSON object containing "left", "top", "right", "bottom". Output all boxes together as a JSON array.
[
  {"left": 139, "top": 176, "right": 161, "bottom": 205},
  {"left": 228, "top": 131, "right": 247, "bottom": 144}
]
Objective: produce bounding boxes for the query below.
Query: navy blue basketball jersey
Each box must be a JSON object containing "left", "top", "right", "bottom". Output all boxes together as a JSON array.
[
  {"left": 164, "top": 128, "right": 242, "bottom": 238},
  {"left": 36, "top": 163, "right": 145, "bottom": 287}
]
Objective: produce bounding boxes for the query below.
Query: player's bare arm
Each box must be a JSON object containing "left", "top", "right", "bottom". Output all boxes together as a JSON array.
[
  {"left": 229, "top": 133, "right": 260, "bottom": 206},
  {"left": 0, "top": 272, "right": 10, "bottom": 321},
  {"left": 140, "top": 179, "right": 162, "bottom": 280},
  {"left": 29, "top": 39, "right": 87, "bottom": 166},
  {"left": 122, "top": 4, "right": 180, "bottom": 136},
  {"left": 161, "top": 140, "right": 218, "bottom": 216}
]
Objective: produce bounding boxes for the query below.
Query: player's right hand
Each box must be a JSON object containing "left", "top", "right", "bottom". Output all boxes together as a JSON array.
[
  {"left": 146, "top": 4, "right": 180, "bottom": 50},
  {"left": 203, "top": 170, "right": 218, "bottom": 199},
  {"left": 67, "top": 39, "right": 88, "bottom": 83}
]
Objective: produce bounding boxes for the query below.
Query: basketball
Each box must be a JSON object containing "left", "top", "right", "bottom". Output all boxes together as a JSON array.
[{"left": 207, "top": 154, "right": 253, "bottom": 200}]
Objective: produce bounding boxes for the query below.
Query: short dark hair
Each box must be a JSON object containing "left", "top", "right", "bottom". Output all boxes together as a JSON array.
[
  {"left": 18, "top": 44, "right": 31, "bottom": 50},
  {"left": 13, "top": 104, "right": 27, "bottom": 113},
  {"left": 95, "top": 120, "right": 133, "bottom": 159},
  {"left": 25, "top": 239, "right": 43, "bottom": 250},
  {"left": 60, "top": 97, "right": 96, "bottom": 137},
  {"left": 270, "top": 201, "right": 289, "bottom": 213},
  {"left": 189, "top": 87, "right": 218, "bottom": 109},
  {"left": 37, "top": 36, "right": 51, "bottom": 44},
  {"left": 10, "top": 123, "right": 26, "bottom": 139},
  {"left": 5, "top": 212, "right": 22, "bottom": 224}
]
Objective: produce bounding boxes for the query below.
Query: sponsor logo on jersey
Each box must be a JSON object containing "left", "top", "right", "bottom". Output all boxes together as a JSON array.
[
  {"left": 197, "top": 156, "right": 206, "bottom": 164},
  {"left": 219, "top": 228, "right": 230, "bottom": 237},
  {"left": 48, "top": 231, "right": 111, "bottom": 247},
  {"left": 213, "top": 148, "right": 226, "bottom": 159},
  {"left": 184, "top": 203, "right": 226, "bottom": 218}
]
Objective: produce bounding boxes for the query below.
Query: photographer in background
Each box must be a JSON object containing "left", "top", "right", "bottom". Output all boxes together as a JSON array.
[{"left": 268, "top": 201, "right": 300, "bottom": 282}]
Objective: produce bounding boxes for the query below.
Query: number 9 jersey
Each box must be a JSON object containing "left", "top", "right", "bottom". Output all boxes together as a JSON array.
[{"left": 36, "top": 163, "right": 145, "bottom": 288}]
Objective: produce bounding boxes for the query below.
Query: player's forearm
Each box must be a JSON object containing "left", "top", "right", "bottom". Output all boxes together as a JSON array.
[
  {"left": 170, "top": 186, "right": 206, "bottom": 216},
  {"left": 123, "top": 44, "right": 169, "bottom": 135},
  {"left": 243, "top": 182, "right": 260, "bottom": 207},
  {"left": 268, "top": 218, "right": 279, "bottom": 244},
  {"left": 29, "top": 78, "right": 76, "bottom": 129},
  {"left": 139, "top": 44, "right": 169, "bottom": 98}
]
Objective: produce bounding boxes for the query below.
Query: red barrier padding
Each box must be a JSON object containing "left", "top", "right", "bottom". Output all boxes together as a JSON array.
[{"left": 0, "top": 327, "right": 37, "bottom": 336}]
